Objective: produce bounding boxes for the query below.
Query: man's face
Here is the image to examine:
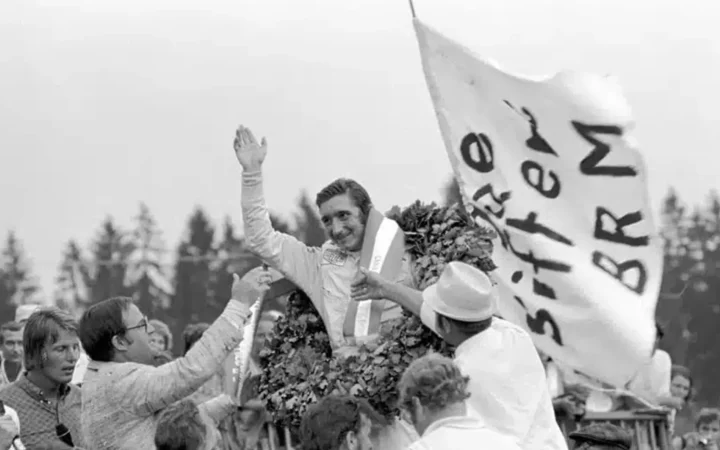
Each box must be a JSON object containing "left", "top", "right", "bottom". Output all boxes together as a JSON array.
[
  {"left": 319, "top": 193, "right": 365, "bottom": 252},
  {"left": 41, "top": 329, "right": 80, "bottom": 385},
  {"left": 1, "top": 330, "right": 23, "bottom": 363},
  {"left": 120, "top": 305, "right": 155, "bottom": 366}
]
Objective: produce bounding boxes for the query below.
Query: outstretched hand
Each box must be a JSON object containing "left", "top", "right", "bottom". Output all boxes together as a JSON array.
[
  {"left": 233, "top": 125, "right": 267, "bottom": 172},
  {"left": 231, "top": 270, "right": 272, "bottom": 308},
  {"left": 350, "top": 267, "right": 389, "bottom": 301}
]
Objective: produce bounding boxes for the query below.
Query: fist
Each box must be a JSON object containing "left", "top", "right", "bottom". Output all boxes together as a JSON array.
[
  {"left": 233, "top": 125, "right": 267, "bottom": 172},
  {"left": 231, "top": 267, "right": 279, "bottom": 307}
]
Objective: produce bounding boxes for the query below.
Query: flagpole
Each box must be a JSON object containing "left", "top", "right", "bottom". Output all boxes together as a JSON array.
[{"left": 408, "top": 0, "right": 416, "bottom": 18}]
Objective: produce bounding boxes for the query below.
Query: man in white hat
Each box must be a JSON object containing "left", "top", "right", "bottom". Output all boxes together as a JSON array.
[{"left": 351, "top": 261, "right": 568, "bottom": 450}]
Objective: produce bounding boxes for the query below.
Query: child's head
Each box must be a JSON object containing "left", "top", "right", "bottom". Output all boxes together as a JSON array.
[{"left": 696, "top": 408, "right": 720, "bottom": 440}]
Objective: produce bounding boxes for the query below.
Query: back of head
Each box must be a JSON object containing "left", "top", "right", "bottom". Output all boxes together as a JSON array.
[
  {"left": 300, "top": 394, "right": 381, "bottom": 450},
  {"left": 569, "top": 423, "right": 632, "bottom": 449},
  {"left": 696, "top": 407, "right": 720, "bottom": 431},
  {"left": 398, "top": 352, "right": 470, "bottom": 412},
  {"left": 155, "top": 399, "right": 205, "bottom": 450},
  {"left": 315, "top": 178, "right": 372, "bottom": 220},
  {"left": 182, "top": 323, "right": 210, "bottom": 356},
  {"left": 23, "top": 307, "right": 78, "bottom": 371},
  {"left": 78, "top": 297, "right": 134, "bottom": 362}
]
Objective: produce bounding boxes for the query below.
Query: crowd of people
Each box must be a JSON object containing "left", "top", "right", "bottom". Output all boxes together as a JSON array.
[{"left": 0, "top": 124, "right": 716, "bottom": 450}]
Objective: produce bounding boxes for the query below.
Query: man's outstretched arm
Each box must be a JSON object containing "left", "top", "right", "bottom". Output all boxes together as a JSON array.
[{"left": 234, "top": 125, "right": 324, "bottom": 306}]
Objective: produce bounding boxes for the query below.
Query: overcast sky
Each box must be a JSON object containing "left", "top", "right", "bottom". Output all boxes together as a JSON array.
[{"left": 1, "top": 0, "right": 718, "bottom": 300}]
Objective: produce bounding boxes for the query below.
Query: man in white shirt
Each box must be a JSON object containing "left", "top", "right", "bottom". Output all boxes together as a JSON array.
[
  {"left": 352, "top": 261, "right": 567, "bottom": 450},
  {"left": 398, "top": 352, "right": 520, "bottom": 450},
  {"left": 626, "top": 324, "right": 680, "bottom": 409}
]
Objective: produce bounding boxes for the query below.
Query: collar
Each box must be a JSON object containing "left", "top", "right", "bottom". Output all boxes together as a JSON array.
[
  {"left": 423, "top": 414, "right": 482, "bottom": 437},
  {"left": 16, "top": 372, "right": 71, "bottom": 402},
  {"left": 322, "top": 240, "right": 360, "bottom": 257}
]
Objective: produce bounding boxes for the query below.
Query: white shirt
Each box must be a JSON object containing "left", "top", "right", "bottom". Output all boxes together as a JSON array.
[
  {"left": 420, "top": 303, "right": 568, "bottom": 450},
  {"left": 627, "top": 349, "right": 671, "bottom": 405},
  {"left": 407, "top": 414, "right": 521, "bottom": 450}
]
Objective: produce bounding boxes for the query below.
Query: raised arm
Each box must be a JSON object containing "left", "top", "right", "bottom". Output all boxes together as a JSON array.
[
  {"left": 117, "top": 273, "right": 270, "bottom": 417},
  {"left": 234, "top": 125, "right": 324, "bottom": 304}
]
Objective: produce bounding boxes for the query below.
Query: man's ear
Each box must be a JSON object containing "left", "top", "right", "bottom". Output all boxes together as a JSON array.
[{"left": 111, "top": 334, "right": 130, "bottom": 353}]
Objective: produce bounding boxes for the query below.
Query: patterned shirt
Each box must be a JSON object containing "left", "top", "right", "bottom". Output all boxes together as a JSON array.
[
  {"left": 80, "top": 300, "right": 250, "bottom": 450},
  {"left": 0, "top": 373, "right": 83, "bottom": 449}
]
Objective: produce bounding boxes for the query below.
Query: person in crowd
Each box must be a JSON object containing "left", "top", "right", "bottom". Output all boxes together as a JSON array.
[
  {"left": 234, "top": 125, "right": 419, "bottom": 448},
  {"left": 300, "top": 394, "right": 384, "bottom": 450},
  {"left": 154, "top": 399, "right": 221, "bottom": 450},
  {"left": 352, "top": 261, "right": 567, "bottom": 450},
  {"left": 78, "top": 271, "right": 270, "bottom": 450},
  {"left": 626, "top": 323, "right": 681, "bottom": 409},
  {"left": 673, "top": 408, "right": 720, "bottom": 450},
  {"left": 670, "top": 365, "right": 696, "bottom": 436},
  {"left": 567, "top": 423, "right": 632, "bottom": 450},
  {"left": 0, "top": 323, "right": 23, "bottom": 387},
  {"left": 149, "top": 319, "right": 173, "bottom": 354},
  {"left": 0, "top": 308, "right": 84, "bottom": 449},
  {"left": 233, "top": 125, "right": 415, "bottom": 353},
  {"left": 398, "top": 353, "right": 520, "bottom": 449}
]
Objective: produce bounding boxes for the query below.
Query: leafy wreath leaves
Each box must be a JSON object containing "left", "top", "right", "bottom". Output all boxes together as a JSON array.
[{"left": 258, "top": 202, "right": 496, "bottom": 436}]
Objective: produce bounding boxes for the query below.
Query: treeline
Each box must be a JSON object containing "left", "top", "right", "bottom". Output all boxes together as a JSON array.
[
  {"left": 0, "top": 191, "right": 325, "bottom": 355},
  {"left": 0, "top": 183, "right": 718, "bottom": 406}
]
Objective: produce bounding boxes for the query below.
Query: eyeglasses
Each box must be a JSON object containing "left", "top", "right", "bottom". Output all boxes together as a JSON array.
[{"left": 123, "top": 317, "right": 149, "bottom": 334}]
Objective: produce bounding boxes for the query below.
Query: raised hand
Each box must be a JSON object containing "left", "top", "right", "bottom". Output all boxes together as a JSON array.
[
  {"left": 231, "top": 270, "right": 273, "bottom": 308},
  {"left": 233, "top": 125, "right": 267, "bottom": 172}
]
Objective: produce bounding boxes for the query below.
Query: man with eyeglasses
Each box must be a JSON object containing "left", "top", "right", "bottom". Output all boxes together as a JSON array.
[
  {"left": 0, "top": 307, "right": 84, "bottom": 449},
  {"left": 77, "top": 271, "right": 271, "bottom": 450}
]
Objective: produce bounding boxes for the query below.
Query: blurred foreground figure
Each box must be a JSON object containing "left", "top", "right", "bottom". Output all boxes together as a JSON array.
[{"left": 398, "top": 353, "right": 520, "bottom": 450}]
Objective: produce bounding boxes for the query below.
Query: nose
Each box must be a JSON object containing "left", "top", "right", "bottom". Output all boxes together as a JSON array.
[{"left": 331, "top": 220, "right": 345, "bottom": 236}]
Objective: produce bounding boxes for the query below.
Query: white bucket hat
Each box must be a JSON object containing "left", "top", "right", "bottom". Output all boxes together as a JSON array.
[{"left": 422, "top": 261, "right": 498, "bottom": 321}]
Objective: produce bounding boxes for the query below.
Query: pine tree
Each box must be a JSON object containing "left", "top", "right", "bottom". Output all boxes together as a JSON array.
[
  {"left": 54, "top": 240, "right": 91, "bottom": 316},
  {"left": 171, "top": 207, "right": 216, "bottom": 353},
  {"left": 0, "top": 232, "right": 40, "bottom": 320},
  {"left": 127, "top": 203, "right": 172, "bottom": 319},
  {"left": 295, "top": 191, "right": 326, "bottom": 247},
  {"left": 89, "top": 218, "right": 133, "bottom": 304}
]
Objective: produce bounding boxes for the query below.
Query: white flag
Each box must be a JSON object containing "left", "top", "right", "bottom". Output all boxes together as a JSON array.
[{"left": 414, "top": 19, "right": 662, "bottom": 386}]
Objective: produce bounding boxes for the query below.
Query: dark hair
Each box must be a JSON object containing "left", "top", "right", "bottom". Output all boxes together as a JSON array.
[
  {"left": 300, "top": 395, "right": 383, "bottom": 450},
  {"left": 182, "top": 323, "right": 210, "bottom": 356},
  {"left": 569, "top": 423, "right": 632, "bottom": 450},
  {"left": 670, "top": 364, "right": 693, "bottom": 402},
  {"left": 154, "top": 399, "right": 206, "bottom": 450},
  {"left": 438, "top": 315, "right": 493, "bottom": 336},
  {"left": 398, "top": 353, "right": 470, "bottom": 413},
  {"left": 0, "top": 321, "right": 23, "bottom": 345},
  {"left": 78, "top": 297, "right": 134, "bottom": 362},
  {"left": 696, "top": 408, "right": 720, "bottom": 430},
  {"left": 23, "top": 308, "right": 78, "bottom": 371},
  {"left": 315, "top": 178, "right": 372, "bottom": 220}
]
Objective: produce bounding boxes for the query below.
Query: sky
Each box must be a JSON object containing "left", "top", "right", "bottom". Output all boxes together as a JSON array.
[{"left": 0, "top": 0, "right": 718, "bottom": 301}]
